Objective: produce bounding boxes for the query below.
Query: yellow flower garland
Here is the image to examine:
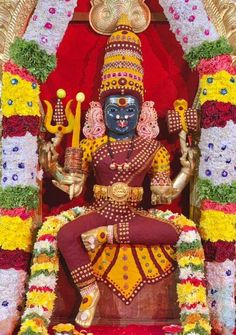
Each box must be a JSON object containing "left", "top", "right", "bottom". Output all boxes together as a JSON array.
[
  {"left": 31, "top": 261, "right": 59, "bottom": 274},
  {"left": 200, "top": 209, "right": 236, "bottom": 242},
  {"left": 0, "top": 215, "right": 33, "bottom": 251},
  {"left": 177, "top": 282, "right": 207, "bottom": 305},
  {"left": 27, "top": 291, "right": 56, "bottom": 311},
  {"left": 178, "top": 256, "right": 204, "bottom": 268},
  {"left": 2, "top": 72, "right": 40, "bottom": 117},
  {"left": 200, "top": 70, "right": 236, "bottom": 105}
]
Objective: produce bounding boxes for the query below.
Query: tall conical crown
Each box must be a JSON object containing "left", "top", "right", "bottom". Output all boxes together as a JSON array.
[{"left": 99, "top": 14, "right": 144, "bottom": 104}]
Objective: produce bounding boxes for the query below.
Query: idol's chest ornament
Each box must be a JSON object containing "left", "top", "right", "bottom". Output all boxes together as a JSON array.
[{"left": 107, "top": 136, "right": 135, "bottom": 171}]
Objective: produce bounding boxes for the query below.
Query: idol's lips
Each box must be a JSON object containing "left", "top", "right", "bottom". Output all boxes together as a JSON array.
[{"left": 117, "top": 120, "right": 128, "bottom": 128}]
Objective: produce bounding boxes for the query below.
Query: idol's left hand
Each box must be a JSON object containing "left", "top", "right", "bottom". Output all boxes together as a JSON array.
[{"left": 151, "top": 185, "right": 179, "bottom": 205}]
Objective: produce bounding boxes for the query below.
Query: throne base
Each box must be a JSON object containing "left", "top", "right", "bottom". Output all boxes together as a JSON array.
[
  {"left": 52, "top": 263, "right": 179, "bottom": 326},
  {"left": 94, "top": 271, "right": 179, "bottom": 326}
]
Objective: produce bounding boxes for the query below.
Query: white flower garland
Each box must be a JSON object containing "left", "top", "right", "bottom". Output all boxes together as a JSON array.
[
  {"left": 206, "top": 260, "right": 235, "bottom": 332},
  {"left": 158, "top": 0, "right": 219, "bottom": 53},
  {"left": 0, "top": 269, "right": 27, "bottom": 321},
  {"left": 24, "top": 0, "right": 78, "bottom": 55},
  {"left": 198, "top": 120, "right": 236, "bottom": 185},
  {"left": 1, "top": 133, "right": 38, "bottom": 187}
]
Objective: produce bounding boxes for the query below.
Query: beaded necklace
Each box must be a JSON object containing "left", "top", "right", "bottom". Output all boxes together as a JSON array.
[{"left": 107, "top": 136, "right": 135, "bottom": 171}]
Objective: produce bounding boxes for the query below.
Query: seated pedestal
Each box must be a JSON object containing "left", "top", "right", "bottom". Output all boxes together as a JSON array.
[
  {"left": 52, "top": 244, "right": 180, "bottom": 326},
  {"left": 94, "top": 272, "right": 179, "bottom": 326}
]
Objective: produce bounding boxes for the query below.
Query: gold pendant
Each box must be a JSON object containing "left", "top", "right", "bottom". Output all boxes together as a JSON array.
[
  {"left": 110, "top": 162, "right": 117, "bottom": 170},
  {"left": 123, "top": 162, "right": 130, "bottom": 171}
]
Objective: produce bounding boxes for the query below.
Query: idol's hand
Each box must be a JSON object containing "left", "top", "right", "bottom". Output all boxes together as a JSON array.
[
  {"left": 39, "top": 133, "right": 63, "bottom": 173},
  {"left": 151, "top": 185, "right": 179, "bottom": 205},
  {"left": 180, "top": 146, "right": 197, "bottom": 172},
  {"left": 52, "top": 171, "right": 86, "bottom": 200}
]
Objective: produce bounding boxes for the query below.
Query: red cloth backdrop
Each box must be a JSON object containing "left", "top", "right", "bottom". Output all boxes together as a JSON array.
[{"left": 41, "top": 0, "right": 198, "bottom": 217}]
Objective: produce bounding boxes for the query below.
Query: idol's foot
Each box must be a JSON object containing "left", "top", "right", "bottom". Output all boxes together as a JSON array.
[
  {"left": 81, "top": 227, "right": 108, "bottom": 251},
  {"left": 75, "top": 286, "right": 100, "bottom": 328}
]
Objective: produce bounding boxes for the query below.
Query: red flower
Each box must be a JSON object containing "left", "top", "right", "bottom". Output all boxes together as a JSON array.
[
  {"left": 2, "top": 116, "right": 41, "bottom": 137},
  {"left": 201, "top": 101, "right": 236, "bottom": 129},
  {"left": 0, "top": 249, "right": 31, "bottom": 271},
  {"left": 203, "top": 241, "right": 235, "bottom": 262}
]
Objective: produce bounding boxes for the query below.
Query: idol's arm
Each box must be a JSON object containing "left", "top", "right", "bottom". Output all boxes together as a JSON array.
[
  {"left": 150, "top": 133, "right": 196, "bottom": 204},
  {"left": 39, "top": 134, "right": 88, "bottom": 199}
]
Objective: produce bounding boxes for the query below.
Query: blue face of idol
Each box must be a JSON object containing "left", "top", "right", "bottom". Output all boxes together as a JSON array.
[{"left": 104, "top": 95, "right": 140, "bottom": 140}]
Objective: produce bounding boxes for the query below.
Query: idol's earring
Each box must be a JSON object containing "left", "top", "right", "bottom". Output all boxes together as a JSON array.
[
  {"left": 83, "top": 101, "right": 106, "bottom": 139},
  {"left": 137, "top": 101, "right": 160, "bottom": 139}
]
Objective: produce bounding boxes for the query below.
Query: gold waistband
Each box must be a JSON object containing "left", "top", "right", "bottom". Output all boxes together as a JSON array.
[{"left": 93, "top": 183, "right": 143, "bottom": 202}]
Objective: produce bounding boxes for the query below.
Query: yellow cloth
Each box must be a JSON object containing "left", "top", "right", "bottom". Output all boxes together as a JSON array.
[{"left": 89, "top": 244, "right": 176, "bottom": 303}]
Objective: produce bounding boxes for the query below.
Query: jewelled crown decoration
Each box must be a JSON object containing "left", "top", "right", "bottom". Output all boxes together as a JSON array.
[{"left": 99, "top": 14, "right": 144, "bottom": 104}]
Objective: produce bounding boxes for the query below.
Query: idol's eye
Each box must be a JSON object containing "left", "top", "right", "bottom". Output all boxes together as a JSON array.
[
  {"left": 127, "top": 108, "right": 135, "bottom": 113},
  {"left": 110, "top": 108, "right": 117, "bottom": 113}
]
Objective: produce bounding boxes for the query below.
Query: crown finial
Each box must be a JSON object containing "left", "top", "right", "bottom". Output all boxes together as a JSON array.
[{"left": 116, "top": 14, "right": 132, "bottom": 28}]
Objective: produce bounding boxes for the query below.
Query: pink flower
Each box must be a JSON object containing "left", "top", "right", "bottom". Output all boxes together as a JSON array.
[
  {"left": 176, "top": 28, "right": 181, "bottom": 35},
  {"left": 45, "top": 22, "right": 53, "bottom": 29},
  {"left": 174, "top": 13, "right": 180, "bottom": 20},
  {"left": 49, "top": 8, "right": 56, "bottom": 14},
  {"left": 188, "top": 15, "right": 195, "bottom": 22}
]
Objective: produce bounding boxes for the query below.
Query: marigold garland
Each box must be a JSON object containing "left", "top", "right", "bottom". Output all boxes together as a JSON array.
[
  {"left": 18, "top": 208, "right": 82, "bottom": 335},
  {"left": 199, "top": 70, "right": 236, "bottom": 106},
  {"left": 0, "top": 216, "right": 33, "bottom": 252},
  {"left": 9, "top": 38, "right": 56, "bottom": 83},
  {"left": 2, "top": 71, "right": 40, "bottom": 118},
  {"left": 199, "top": 209, "right": 236, "bottom": 242}
]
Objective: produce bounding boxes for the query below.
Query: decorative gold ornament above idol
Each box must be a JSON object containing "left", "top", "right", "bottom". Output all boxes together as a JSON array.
[
  {"left": 203, "top": 0, "right": 236, "bottom": 58},
  {"left": 89, "top": 0, "right": 151, "bottom": 35}
]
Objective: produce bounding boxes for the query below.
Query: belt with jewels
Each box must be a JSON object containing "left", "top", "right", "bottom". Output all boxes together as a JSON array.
[{"left": 93, "top": 183, "right": 143, "bottom": 203}]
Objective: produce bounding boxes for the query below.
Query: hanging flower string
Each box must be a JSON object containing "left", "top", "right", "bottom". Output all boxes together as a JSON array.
[{"left": 18, "top": 207, "right": 84, "bottom": 335}]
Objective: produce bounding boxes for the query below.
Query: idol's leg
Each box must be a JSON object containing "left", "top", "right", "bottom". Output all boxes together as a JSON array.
[
  {"left": 118, "top": 213, "right": 180, "bottom": 245},
  {"left": 57, "top": 212, "right": 107, "bottom": 328},
  {"left": 82, "top": 211, "right": 179, "bottom": 248}
]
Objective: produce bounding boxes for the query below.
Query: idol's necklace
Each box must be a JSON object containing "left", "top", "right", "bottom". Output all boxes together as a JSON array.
[{"left": 107, "top": 137, "right": 135, "bottom": 171}]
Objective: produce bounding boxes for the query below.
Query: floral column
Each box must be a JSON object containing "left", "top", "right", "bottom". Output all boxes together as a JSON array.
[{"left": 159, "top": 0, "right": 235, "bottom": 334}]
